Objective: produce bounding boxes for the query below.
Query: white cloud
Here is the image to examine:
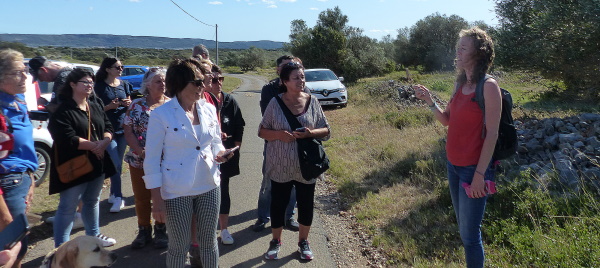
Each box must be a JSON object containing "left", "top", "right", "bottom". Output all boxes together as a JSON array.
[
  {"left": 309, "top": 7, "right": 318, "bottom": 10},
  {"left": 280, "top": 0, "right": 297, "bottom": 2},
  {"left": 267, "top": 4, "right": 277, "bottom": 8},
  {"left": 209, "top": 1, "right": 223, "bottom": 4},
  {"left": 369, "top": 29, "right": 394, "bottom": 34},
  {"left": 262, "top": 0, "right": 275, "bottom": 4}
]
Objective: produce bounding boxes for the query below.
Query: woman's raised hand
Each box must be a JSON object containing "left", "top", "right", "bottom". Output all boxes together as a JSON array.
[{"left": 413, "top": 85, "right": 433, "bottom": 104}]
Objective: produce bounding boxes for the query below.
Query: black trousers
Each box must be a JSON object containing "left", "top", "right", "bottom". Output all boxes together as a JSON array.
[{"left": 270, "top": 180, "right": 315, "bottom": 229}]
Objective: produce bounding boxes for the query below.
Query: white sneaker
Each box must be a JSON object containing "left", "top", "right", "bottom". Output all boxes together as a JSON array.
[
  {"left": 107, "top": 194, "right": 116, "bottom": 204},
  {"left": 220, "top": 229, "right": 234, "bottom": 245},
  {"left": 95, "top": 234, "right": 116, "bottom": 247},
  {"left": 109, "top": 197, "right": 124, "bottom": 213},
  {"left": 72, "top": 213, "right": 84, "bottom": 229}
]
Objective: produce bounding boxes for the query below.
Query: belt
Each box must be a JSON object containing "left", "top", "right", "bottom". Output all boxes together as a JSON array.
[{"left": 0, "top": 170, "right": 33, "bottom": 178}]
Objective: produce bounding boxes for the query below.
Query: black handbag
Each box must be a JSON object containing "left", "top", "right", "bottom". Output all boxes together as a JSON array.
[{"left": 274, "top": 96, "right": 329, "bottom": 180}]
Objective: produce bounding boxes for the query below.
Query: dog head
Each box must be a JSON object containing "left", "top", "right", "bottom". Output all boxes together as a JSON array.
[{"left": 49, "top": 236, "right": 117, "bottom": 268}]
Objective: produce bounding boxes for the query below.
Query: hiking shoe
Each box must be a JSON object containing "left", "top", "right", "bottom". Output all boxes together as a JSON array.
[
  {"left": 109, "top": 197, "right": 124, "bottom": 213},
  {"left": 252, "top": 219, "right": 268, "bottom": 232},
  {"left": 264, "top": 239, "right": 281, "bottom": 260},
  {"left": 108, "top": 194, "right": 116, "bottom": 204},
  {"left": 95, "top": 234, "right": 116, "bottom": 247},
  {"left": 220, "top": 229, "right": 234, "bottom": 245},
  {"left": 153, "top": 223, "right": 168, "bottom": 249},
  {"left": 131, "top": 226, "right": 152, "bottom": 249},
  {"left": 285, "top": 218, "right": 300, "bottom": 231},
  {"left": 298, "top": 239, "right": 314, "bottom": 260}
]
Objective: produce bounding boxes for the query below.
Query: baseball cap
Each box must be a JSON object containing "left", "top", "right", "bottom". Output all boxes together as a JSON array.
[{"left": 28, "top": 56, "right": 48, "bottom": 81}]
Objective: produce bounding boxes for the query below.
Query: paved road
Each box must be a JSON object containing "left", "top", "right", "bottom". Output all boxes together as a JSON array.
[{"left": 23, "top": 73, "right": 336, "bottom": 268}]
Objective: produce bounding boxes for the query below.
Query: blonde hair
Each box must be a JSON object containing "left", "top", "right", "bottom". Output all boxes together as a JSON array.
[
  {"left": 0, "top": 49, "right": 24, "bottom": 82},
  {"left": 456, "top": 27, "right": 495, "bottom": 86}
]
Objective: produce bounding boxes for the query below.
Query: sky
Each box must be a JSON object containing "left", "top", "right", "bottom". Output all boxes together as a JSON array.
[{"left": 1, "top": 0, "right": 497, "bottom": 43}]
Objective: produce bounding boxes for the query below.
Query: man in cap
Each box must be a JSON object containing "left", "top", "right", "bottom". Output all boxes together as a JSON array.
[{"left": 28, "top": 56, "right": 73, "bottom": 113}]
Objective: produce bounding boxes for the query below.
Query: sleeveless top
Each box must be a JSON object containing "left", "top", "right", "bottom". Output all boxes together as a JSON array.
[{"left": 446, "top": 86, "right": 484, "bottom": 166}]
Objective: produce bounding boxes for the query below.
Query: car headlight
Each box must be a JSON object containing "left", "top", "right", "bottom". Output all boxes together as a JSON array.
[{"left": 338, "top": 87, "right": 346, "bottom": 93}]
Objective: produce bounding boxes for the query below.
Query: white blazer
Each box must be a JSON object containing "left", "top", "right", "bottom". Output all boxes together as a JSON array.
[{"left": 143, "top": 96, "right": 225, "bottom": 200}]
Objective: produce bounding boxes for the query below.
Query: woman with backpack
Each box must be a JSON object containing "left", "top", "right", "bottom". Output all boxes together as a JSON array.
[{"left": 414, "top": 27, "right": 502, "bottom": 268}]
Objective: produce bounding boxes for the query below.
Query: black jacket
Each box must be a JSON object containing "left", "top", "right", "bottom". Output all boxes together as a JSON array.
[
  {"left": 219, "top": 92, "right": 245, "bottom": 178},
  {"left": 47, "top": 96, "right": 116, "bottom": 195}
]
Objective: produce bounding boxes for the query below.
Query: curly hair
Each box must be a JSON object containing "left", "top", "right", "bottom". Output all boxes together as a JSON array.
[{"left": 456, "top": 27, "right": 495, "bottom": 86}]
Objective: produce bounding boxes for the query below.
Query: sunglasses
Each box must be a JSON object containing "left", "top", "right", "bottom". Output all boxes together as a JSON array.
[
  {"left": 112, "top": 65, "right": 124, "bottom": 70},
  {"left": 212, "top": 77, "right": 224, "bottom": 84},
  {"left": 189, "top": 79, "right": 205, "bottom": 87}
]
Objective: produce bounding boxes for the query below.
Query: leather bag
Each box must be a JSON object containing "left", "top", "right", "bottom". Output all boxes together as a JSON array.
[
  {"left": 55, "top": 102, "right": 93, "bottom": 183},
  {"left": 274, "top": 96, "right": 329, "bottom": 180}
]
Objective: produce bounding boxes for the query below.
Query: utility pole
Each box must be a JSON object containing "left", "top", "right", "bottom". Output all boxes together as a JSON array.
[
  {"left": 215, "top": 24, "right": 219, "bottom": 65},
  {"left": 115, "top": 47, "right": 118, "bottom": 58}
]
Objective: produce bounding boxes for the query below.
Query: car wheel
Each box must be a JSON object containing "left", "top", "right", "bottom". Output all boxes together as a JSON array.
[{"left": 34, "top": 145, "right": 51, "bottom": 186}]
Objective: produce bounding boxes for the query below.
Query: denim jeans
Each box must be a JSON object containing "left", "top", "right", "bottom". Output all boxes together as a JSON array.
[
  {"left": 447, "top": 161, "right": 495, "bottom": 268},
  {"left": 53, "top": 175, "right": 104, "bottom": 247},
  {"left": 0, "top": 172, "right": 32, "bottom": 257},
  {"left": 257, "top": 143, "right": 296, "bottom": 222},
  {"left": 106, "top": 133, "right": 127, "bottom": 198}
]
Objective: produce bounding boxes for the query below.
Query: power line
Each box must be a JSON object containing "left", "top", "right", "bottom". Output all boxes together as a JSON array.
[{"left": 169, "top": 0, "right": 215, "bottom": 27}]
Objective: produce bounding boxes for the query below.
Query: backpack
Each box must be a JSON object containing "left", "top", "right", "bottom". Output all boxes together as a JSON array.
[{"left": 474, "top": 74, "right": 518, "bottom": 160}]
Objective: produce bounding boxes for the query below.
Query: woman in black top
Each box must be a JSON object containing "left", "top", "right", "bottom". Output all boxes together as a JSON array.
[
  {"left": 48, "top": 68, "right": 117, "bottom": 248},
  {"left": 94, "top": 57, "right": 132, "bottom": 213}
]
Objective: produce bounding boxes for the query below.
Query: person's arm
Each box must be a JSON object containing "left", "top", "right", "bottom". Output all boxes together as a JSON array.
[
  {"left": 470, "top": 79, "right": 502, "bottom": 198},
  {"left": 123, "top": 103, "right": 144, "bottom": 157},
  {"left": 259, "top": 82, "right": 276, "bottom": 116},
  {"left": 414, "top": 84, "right": 451, "bottom": 126},
  {"left": 0, "top": 242, "right": 20, "bottom": 267},
  {"left": 231, "top": 97, "right": 245, "bottom": 147},
  {"left": 149, "top": 188, "right": 165, "bottom": 223},
  {"left": 258, "top": 126, "right": 295, "bottom": 143},
  {"left": 0, "top": 195, "right": 12, "bottom": 230}
]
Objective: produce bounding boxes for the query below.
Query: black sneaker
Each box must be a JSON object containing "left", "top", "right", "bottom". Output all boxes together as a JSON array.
[
  {"left": 298, "top": 239, "right": 314, "bottom": 260},
  {"left": 264, "top": 239, "right": 281, "bottom": 260},
  {"left": 153, "top": 223, "right": 168, "bottom": 249},
  {"left": 285, "top": 218, "right": 300, "bottom": 231},
  {"left": 131, "top": 226, "right": 152, "bottom": 249},
  {"left": 252, "top": 219, "right": 268, "bottom": 232}
]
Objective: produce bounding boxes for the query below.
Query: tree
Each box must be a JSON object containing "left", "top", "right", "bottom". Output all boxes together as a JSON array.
[{"left": 495, "top": 0, "right": 600, "bottom": 94}]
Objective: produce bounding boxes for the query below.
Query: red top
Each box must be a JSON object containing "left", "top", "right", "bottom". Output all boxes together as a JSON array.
[{"left": 446, "top": 87, "right": 484, "bottom": 166}]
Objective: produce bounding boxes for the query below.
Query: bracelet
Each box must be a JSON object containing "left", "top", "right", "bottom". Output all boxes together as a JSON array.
[
  {"left": 475, "top": 170, "right": 485, "bottom": 177},
  {"left": 429, "top": 102, "right": 438, "bottom": 111}
]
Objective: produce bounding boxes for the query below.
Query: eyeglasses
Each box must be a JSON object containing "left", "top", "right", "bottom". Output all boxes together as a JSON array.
[
  {"left": 212, "top": 77, "right": 224, "bottom": 84},
  {"left": 6, "top": 69, "right": 28, "bottom": 76},
  {"left": 188, "top": 79, "right": 205, "bottom": 87},
  {"left": 112, "top": 65, "right": 124, "bottom": 70},
  {"left": 77, "top": 80, "right": 94, "bottom": 85}
]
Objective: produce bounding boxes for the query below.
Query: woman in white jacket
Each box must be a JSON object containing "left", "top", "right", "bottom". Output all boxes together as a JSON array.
[{"left": 143, "top": 58, "right": 232, "bottom": 268}]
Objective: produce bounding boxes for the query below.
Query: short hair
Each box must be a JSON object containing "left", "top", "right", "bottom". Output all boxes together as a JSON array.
[
  {"left": 0, "top": 49, "right": 24, "bottom": 82},
  {"left": 165, "top": 58, "right": 204, "bottom": 98},
  {"left": 59, "top": 68, "right": 95, "bottom": 100},
  {"left": 456, "top": 27, "right": 495, "bottom": 85},
  {"left": 278, "top": 62, "right": 304, "bottom": 93},
  {"left": 211, "top": 64, "right": 222, "bottom": 74},
  {"left": 192, "top": 44, "right": 209, "bottom": 58},
  {"left": 139, "top": 68, "right": 166, "bottom": 95},
  {"left": 96, "top": 57, "right": 120, "bottom": 82},
  {"left": 276, "top": 55, "right": 294, "bottom": 67}
]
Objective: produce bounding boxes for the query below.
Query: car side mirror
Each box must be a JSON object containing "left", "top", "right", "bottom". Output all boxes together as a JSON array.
[
  {"left": 338, "top": 77, "right": 344, "bottom": 82},
  {"left": 29, "top": 110, "right": 49, "bottom": 121}
]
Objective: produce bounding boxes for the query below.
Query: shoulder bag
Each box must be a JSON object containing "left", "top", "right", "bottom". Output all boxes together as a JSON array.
[
  {"left": 55, "top": 102, "right": 93, "bottom": 183},
  {"left": 274, "top": 95, "right": 329, "bottom": 181}
]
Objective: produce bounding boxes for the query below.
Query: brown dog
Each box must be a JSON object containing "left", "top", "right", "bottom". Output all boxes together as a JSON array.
[{"left": 40, "top": 236, "right": 117, "bottom": 268}]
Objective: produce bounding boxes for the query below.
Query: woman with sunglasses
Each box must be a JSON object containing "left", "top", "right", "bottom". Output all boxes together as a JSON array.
[
  {"left": 94, "top": 57, "right": 132, "bottom": 213},
  {"left": 48, "top": 68, "right": 117, "bottom": 248},
  {"left": 144, "top": 58, "right": 231, "bottom": 268},
  {"left": 0, "top": 48, "right": 38, "bottom": 267},
  {"left": 259, "top": 62, "right": 330, "bottom": 261},
  {"left": 123, "top": 68, "right": 170, "bottom": 249},
  {"left": 205, "top": 65, "right": 245, "bottom": 245}
]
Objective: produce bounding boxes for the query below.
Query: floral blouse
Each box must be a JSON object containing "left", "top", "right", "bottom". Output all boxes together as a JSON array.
[{"left": 123, "top": 97, "right": 170, "bottom": 168}]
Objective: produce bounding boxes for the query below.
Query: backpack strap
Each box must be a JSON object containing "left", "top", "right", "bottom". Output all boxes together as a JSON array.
[
  {"left": 474, "top": 74, "right": 495, "bottom": 139},
  {"left": 274, "top": 95, "right": 303, "bottom": 131}
]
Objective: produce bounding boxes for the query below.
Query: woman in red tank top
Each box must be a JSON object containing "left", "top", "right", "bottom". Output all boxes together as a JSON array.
[{"left": 414, "top": 27, "right": 502, "bottom": 268}]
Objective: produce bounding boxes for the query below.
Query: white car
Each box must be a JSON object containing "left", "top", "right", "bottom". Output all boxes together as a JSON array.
[
  {"left": 23, "top": 74, "right": 52, "bottom": 186},
  {"left": 304, "top": 68, "right": 348, "bottom": 107}
]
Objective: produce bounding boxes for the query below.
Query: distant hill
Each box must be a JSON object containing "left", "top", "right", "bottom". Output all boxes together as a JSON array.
[{"left": 0, "top": 34, "right": 285, "bottom": 50}]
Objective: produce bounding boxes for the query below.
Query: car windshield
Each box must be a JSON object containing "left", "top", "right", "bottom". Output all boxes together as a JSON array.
[{"left": 305, "top": 70, "right": 338, "bottom": 82}]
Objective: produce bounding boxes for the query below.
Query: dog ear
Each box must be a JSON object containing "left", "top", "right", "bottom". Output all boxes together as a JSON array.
[{"left": 59, "top": 243, "right": 79, "bottom": 268}]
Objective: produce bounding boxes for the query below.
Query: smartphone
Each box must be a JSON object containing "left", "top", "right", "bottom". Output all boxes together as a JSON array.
[
  {"left": 221, "top": 146, "right": 240, "bottom": 158},
  {"left": 295, "top": 127, "right": 306, "bottom": 132},
  {"left": 0, "top": 213, "right": 29, "bottom": 249}
]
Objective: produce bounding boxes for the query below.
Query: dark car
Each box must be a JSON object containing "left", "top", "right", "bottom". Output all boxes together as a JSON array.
[{"left": 120, "top": 65, "right": 149, "bottom": 90}]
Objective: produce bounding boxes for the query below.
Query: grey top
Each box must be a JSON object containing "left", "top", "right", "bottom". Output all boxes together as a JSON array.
[{"left": 259, "top": 94, "right": 330, "bottom": 184}]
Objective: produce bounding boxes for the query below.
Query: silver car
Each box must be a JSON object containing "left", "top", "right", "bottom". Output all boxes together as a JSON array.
[{"left": 304, "top": 68, "right": 348, "bottom": 107}]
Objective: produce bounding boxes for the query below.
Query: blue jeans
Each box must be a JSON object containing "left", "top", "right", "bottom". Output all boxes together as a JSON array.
[
  {"left": 447, "top": 161, "right": 495, "bottom": 268},
  {"left": 0, "top": 172, "right": 32, "bottom": 257},
  {"left": 106, "top": 134, "right": 127, "bottom": 198},
  {"left": 257, "top": 144, "right": 295, "bottom": 222},
  {"left": 53, "top": 175, "right": 104, "bottom": 247}
]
